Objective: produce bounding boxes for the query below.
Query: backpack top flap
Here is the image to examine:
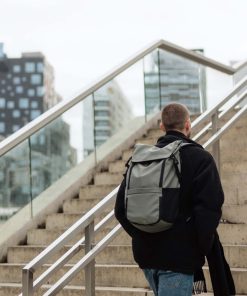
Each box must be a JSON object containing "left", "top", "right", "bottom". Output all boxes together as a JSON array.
[{"left": 132, "top": 140, "right": 183, "bottom": 162}]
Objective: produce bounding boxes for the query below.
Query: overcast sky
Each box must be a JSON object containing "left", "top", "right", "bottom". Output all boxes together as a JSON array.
[{"left": 1, "top": 0, "right": 247, "bottom": 101}]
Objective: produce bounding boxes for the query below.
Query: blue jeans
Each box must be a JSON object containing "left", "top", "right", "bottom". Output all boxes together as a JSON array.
[{"left": 143, "top": 269, "right": 194, "bottom": 296}]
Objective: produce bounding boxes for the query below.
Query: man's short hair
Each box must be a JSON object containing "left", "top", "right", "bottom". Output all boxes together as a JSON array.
[{"left": 161, "top": 103, "right": 190, "bottom": 131}]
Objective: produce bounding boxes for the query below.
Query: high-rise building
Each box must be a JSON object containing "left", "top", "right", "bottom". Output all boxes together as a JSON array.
[
  {"left": 0, "top": 44, "right": 61, "bottom": 138},
  {"left": 83, "top": 80, "right": 132, "bottom": 157},
  {"left": 0, "top": 44, "right": 77, "bottom": 209},
  {"left": 144, "top": 49, "right": 207, "bottom": 114}
]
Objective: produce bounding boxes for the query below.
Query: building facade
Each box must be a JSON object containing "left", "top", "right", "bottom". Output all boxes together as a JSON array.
[
  {"left": 0, "top": 44, "right": 76, "bottom": 215},
  {"left": 83, "top": 80, "right": 132, "bottom": 157},
  {"left": 144, "top": 49, "right": 207, "bottom": 115},
  {"left": 0, "top": 43, "right": 61, "bottom": 138}
]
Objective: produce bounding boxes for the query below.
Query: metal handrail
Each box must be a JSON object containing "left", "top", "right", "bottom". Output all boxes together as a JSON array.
[
  {"left": 32, "top": 211, "right": 116, "bottom": 291},
  {"left": 193, "top": 90, "right": 247, "bottom": 142},
  {"left": 203, "top": 103, "right": 247, "bottom": 149},
  {"left": 191, "top": 77, "right": 247, "bottom": 131},
  {"left": 23, "top": 187, "right": 118, "bottom": 273},
  {"left": 0, "top": 39, "right": 236, "bottom": 157}
]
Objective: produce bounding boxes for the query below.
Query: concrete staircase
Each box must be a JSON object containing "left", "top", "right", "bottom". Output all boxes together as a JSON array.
[{"left": 0, "top": 113, "right": 247, "bottom": 295}]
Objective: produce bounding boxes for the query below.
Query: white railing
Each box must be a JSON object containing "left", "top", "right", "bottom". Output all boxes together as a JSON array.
[{"left": 20, "top": 77, "right": 247, "bottom": 295}]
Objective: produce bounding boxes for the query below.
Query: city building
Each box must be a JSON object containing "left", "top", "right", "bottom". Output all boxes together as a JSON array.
[
  {"left": 0, "top": 43, "right": 61, "bottom": 138},
  {"left": 0, "top": 43, "right": 76, "bottom": 210},
  {"left": 144, "top": 49, "right": 207, "bottom": 115},
  {"left": 83, "top": 80, "right": 132, "bottom": 157}
]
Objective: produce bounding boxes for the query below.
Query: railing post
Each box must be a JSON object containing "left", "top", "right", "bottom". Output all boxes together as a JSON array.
[
  {"left": 22, "top": 268, "right": 33, "bottom": 296},
  {"left": 211, "top": 111, "right": 221, "bottom": 175},
  {"left": 85, "top": 221, "right": 95, "bottom": 296}
]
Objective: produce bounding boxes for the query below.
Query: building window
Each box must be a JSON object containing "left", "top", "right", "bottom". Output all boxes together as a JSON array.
[
  {"left": 31, "top": 101, "right": 38, "bottom": 108},
  {"left": 13, "top": 65, "right": 21, "bottom": 73},
  {"left": 16, "top": 86, "right": 23, "bottom": 94},
  {"left": 25, "top": 62, "right": 35, "bottom": 73},
  {"left": 12, "top": 110, "right": 21, "bottom": 118},
  {"left": 12, "top": 125, "right": 20, "bottom": 132},
  {"left": 22, "top": 77, "right": 27, "bottom": 82},
  {"left": 0, "top": 122, "right": 5, "bottom": 133},
  {"left": 36, "top": 86, "right": 44, "bottom": 96},
  {"left": 37, "top": 62, "right": 44, "bottom": 72},
  {"left": 95, "top": 101, "right": 110, "bottom": 107},
  {"left": 19, "top": 98, "right": 29, "bottom": 108},
  {"left": 1, "top": 80, "right": 6, "bottom": 85},
  {"left": 31, "top": 74, "right": 41, "bottom": 85},
  {"left": 95, "top": 111, "right": 109, "bottom": 117},
  {"left": 30, "top": 110, "right": 41, "bottom": 120},
  {"left": 7, "top": 74, "right": 12, "bottom": 79},
  {"left": 0, "top": 98, "right": 5, "bottom": 108},
  {"left": 7, "top": 101, "right": 15, "bottom": 109},
  {"left": 13, "top": 77, "right": 21, "bottom": 84},
  {"left": 28, "top": 89, "right": 35, "bottom": 97},
  {"left": 7, "top": 85, "right": 12, "bottom": 90},
  {"left": 1, "top": 89, "right": 6, "bottom": 94}
]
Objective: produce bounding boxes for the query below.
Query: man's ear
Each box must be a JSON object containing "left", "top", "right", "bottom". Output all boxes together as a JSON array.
[
  {"left": 160, "top": 122, "right": 165, "bottom": 131},
  {"left": 185, "top": 118, "right": 191, "bottom": 130}
]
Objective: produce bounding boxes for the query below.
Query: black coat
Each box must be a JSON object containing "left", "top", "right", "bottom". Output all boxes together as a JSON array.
[{"left": 114, "top": 130, "right": 224, "bottom": 274}]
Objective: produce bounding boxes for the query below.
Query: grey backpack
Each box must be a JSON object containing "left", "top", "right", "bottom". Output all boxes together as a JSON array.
[{"left": 125, "top": 140, "right": 188, "bottom": 233}]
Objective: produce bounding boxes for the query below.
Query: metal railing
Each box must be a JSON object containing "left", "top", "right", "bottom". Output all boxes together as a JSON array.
[
  {"left": 0, "top": 38, "right": 241, "bottom": 227},
  {"left": 0, "top": 39, "right": 236, "bottom": 157},
  {"left": 20, "top": 77, "right": 247, "bottom": 295}
]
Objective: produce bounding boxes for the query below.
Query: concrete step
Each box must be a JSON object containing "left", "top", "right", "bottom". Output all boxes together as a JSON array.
[
  {"left": 222, "top": 204, "right": 247, "bottom": 223},
  {"left": 221, "top": 160, "right": 247, "bottom": 174},
  {"left": 27, "top": 228, "right": 131, "bottom": 246},
  {"left": 222, "top": 183, "right": 247, "bottom": 205},
  {"left": 203, "top": 267, "right": 247, "bottom": 295},
  {"left": 122, "top": 149, "right": 133, "bottom": 162},
  {"left": 147, "top": 129, "right": 163, "bottom": 138},
  {"left": 135, "top": 137, "right": 157, "bottom": 145},
  {"left": 7, "top": 244, "right": 247, "bottom": 268},
  {"left": 0, "top": 263, "right": 246, "bottom": 294},
  {"left": 45, "top": 213, "right": 117, "bottom": 230},
  {"left": 109, "top": 160, "right": 126, "bottom": 174},
  {"left": 79, "top": 185, "right": 116, "bottom": 200},
  {"left": 0, "top": 283, "right": 153, "bottom": 296},
  {"left": 63, "top": 198, "right": 102, "bottom": 214},
  {"left": 0, "top": 263, "right": 148, "bottom": 287},
  {"left": 221, "top": 172, "right": 247, "bottom": 188},
  {"left": 218, "top": 223, "right": 247, "bottom": 245},
  {"left": 221, "top": 148, "right": 247, "bottom": 163},
  {"left": 7, "top": 245, "right": 135, "bottom": 265},
  {"left": 94, "top": 172, "right": 123, "bottom": 186}
]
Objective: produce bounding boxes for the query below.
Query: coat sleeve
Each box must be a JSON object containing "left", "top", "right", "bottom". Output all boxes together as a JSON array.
[
  {"left": 114, "top": 176, "right": 144, "bottom": 237},
  {"left": 192, "top": 151, "right": 224, "bottom": 255}
]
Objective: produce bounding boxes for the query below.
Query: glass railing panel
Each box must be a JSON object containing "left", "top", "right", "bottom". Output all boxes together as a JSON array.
[
  {"left": 143, "top": 49, "right": 161, "bottom": 117},
  {"left": 0, "top": 44, "right": 237, "bottom": 226},
  {"left": 154, "top": 49, "right": 207, "bottom": 115},
  {"left": 30, "top": 96, "right": 93, "bottom": 211},
  {"left": 147, "top": 48, "right": 234, "bottom": 115},
  {"left": 91, "top": 60, "right": 146, "bottom": 161},
  {"left": 0, "top": 140, "right": 31, "bottom": 225},
  {"left": 82, "top": 95, "right": 95, "bottom": 161},
  {"left": 205, "top": 68, "right": 233, "bottom": 109}
]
